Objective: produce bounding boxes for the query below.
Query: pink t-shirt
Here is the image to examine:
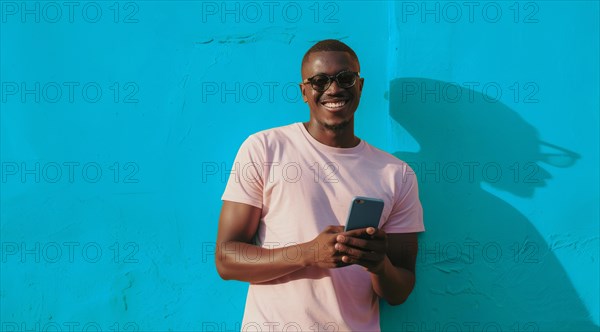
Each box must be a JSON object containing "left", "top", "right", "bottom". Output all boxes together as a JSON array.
[{"left": 221, "top": 122, "right": 424, "bottom": 332}]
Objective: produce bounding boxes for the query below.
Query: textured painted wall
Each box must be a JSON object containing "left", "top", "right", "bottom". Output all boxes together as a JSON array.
[{"left": 1, "top": 1, "right": 598, "bottom": 331}]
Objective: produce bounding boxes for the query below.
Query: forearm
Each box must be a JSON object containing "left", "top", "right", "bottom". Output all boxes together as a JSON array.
[
  {"left": 371, "top": 256, "right": 415, "bottom": 305},
  {"left": 216, "top": 240, "right": 313, "bottom": 283}
]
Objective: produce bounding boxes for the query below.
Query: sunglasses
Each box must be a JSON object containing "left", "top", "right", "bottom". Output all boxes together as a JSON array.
[
  {"left": 538, "top": 140, "right": 581, "bottom": 168},
  {"left": 300, "top": 70, "right": 360, "bottom": 92}
]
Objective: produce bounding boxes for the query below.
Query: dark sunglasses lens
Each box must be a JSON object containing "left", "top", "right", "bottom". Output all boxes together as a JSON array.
[
  {"left": 337, "top": 72, "right": 356, "bottom": 87},
  {"left": 541, "top": 154, "right": 577, "bottom": 168},
  {"left": 311, "top": 75, "right": 330, "bottom": 91}
]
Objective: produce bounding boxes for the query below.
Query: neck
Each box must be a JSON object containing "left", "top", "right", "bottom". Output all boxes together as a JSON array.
[{"left": 303, "top": 120, "right": 360, "bottom": 148}]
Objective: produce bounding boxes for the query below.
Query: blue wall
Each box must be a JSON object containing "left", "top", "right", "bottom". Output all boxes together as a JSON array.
[{"left": 1, "top": 1, "right": 598, "bottom": 331}]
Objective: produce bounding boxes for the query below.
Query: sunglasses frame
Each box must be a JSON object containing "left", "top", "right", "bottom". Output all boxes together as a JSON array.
[
  {"left": 300, "top": 70, "right": 360, "bottom": 92},
  {"left": 538, "top": 140, "right": 581, "bottom": 167}
]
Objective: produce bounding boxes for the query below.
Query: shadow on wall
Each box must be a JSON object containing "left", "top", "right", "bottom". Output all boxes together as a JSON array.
[{"left": 381, "top": 77, "right": 597, "bottom": 331}]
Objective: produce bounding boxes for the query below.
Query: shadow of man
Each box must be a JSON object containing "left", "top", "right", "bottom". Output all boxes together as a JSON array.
[{"left": 381, "top": 77, "right": 597, "bottom": 331}]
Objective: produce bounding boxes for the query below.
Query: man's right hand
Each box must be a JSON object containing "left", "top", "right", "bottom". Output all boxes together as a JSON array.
[
  {"left": 217, "top": 202, "right": 350, "bottom": 283},
  {"left": 302, "top": 225, "right": 349, "bottom": 269}
]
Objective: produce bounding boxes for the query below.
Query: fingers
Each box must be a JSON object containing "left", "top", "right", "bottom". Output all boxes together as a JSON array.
[
  {"left": 335, "top": 244, "right": 386, "bottom": 273},
  {"left": 342, "top": 227, "right": 386, "bottom": 239},
  {"left": 323, "top": 254, "right": 350, "bottom": 268},
  {"left": 340, "top": 255, "right": 369, "bottom": 266},
  {"left": 315, "top": 225, "right": 386, "bottom": 270},
  {"left": 336, "top": 234, "right": 386, "bottom": 252},
  {"left": 334, "top": 228, "right": 387, "bottom": 270},
  {"left": 311, "top": 225, "right": 353, "bottom": 269},
  {"left": 367, "top": 227, "right": 387, "bottom": 239},
  {"left": 334, "top": 242, "right": 380, "bottom": 262},
  {"left": 336, "top": 234, "right": 369, "bottom": 250}
]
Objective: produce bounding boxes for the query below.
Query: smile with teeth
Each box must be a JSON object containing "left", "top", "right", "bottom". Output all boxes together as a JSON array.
[{"left": 322, "top": 100, "right": 348, "bottom": 109}]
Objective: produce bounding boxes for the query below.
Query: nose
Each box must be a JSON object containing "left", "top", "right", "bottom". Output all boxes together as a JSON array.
[{"left": 537, "top": 165, "right": 552, "bottom": 180}]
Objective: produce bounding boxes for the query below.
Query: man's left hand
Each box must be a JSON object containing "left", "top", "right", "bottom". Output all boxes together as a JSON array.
[{"left": 335, "top": 227, "right": 388, "bottom": 274}]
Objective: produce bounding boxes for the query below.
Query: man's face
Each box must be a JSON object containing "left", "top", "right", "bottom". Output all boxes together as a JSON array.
[{"left": 300, "top": 51, "right": 364, "bottom": 130}]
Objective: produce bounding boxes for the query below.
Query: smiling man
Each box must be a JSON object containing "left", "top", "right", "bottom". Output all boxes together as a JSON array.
[{"left": 216, "top": 39, "right": 424, "bottom": 331}]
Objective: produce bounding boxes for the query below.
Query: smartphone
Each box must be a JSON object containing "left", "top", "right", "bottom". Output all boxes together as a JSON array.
[{"left": 344, "top": 196, "right": 384, "bottom": 231}]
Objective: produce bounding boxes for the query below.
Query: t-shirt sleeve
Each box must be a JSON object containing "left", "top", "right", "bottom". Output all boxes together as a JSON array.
[
  {"left": 220, "top": 135, "right": 264, "bottom": 209},
  {"left": 382, "top": 163, "right": 425, "bottom": 233}
]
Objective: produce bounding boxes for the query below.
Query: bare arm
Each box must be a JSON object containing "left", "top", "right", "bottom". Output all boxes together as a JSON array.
[
  {"left": 215, "top": 200, "right": 347, "bottom": 283},
  {"left": 334, "top": 229, "right": 419, "bottom": 305},
  {"left": 370, "top": 232, "right": 418, "bottom": 305}
]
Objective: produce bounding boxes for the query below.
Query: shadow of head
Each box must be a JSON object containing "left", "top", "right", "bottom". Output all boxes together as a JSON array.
[
  {"left": 389, "top": 77, "right": 580, "bottom": 197},
  {"left": 383, "top": 77, "right": 597, "bottom": 329}
]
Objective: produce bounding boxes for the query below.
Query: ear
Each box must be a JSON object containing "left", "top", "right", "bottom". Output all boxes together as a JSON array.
[
  {"left": 299, "top": 83, "right": 308, "bottom": 103},
  {"left": 358, "top": 77, "right": 364, "bottom": 93}
]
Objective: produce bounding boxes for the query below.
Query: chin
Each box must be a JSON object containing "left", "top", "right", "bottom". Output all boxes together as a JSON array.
[{"left": 320, "top": 119, "right": 351, "bottom": 131}]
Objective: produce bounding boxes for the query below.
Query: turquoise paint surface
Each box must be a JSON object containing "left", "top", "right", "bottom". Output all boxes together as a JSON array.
[{"left": 1, "top": 1, "right": 598, "bottom": 331}]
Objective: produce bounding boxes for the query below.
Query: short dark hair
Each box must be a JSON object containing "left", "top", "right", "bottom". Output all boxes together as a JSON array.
[{"left": 301, "top": 39, "right": 360, "bottom": 75}]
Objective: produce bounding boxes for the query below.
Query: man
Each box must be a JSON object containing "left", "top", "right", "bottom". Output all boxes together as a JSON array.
[{"left": 216, "top": 39, "right": 424, "bottom": 331}]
